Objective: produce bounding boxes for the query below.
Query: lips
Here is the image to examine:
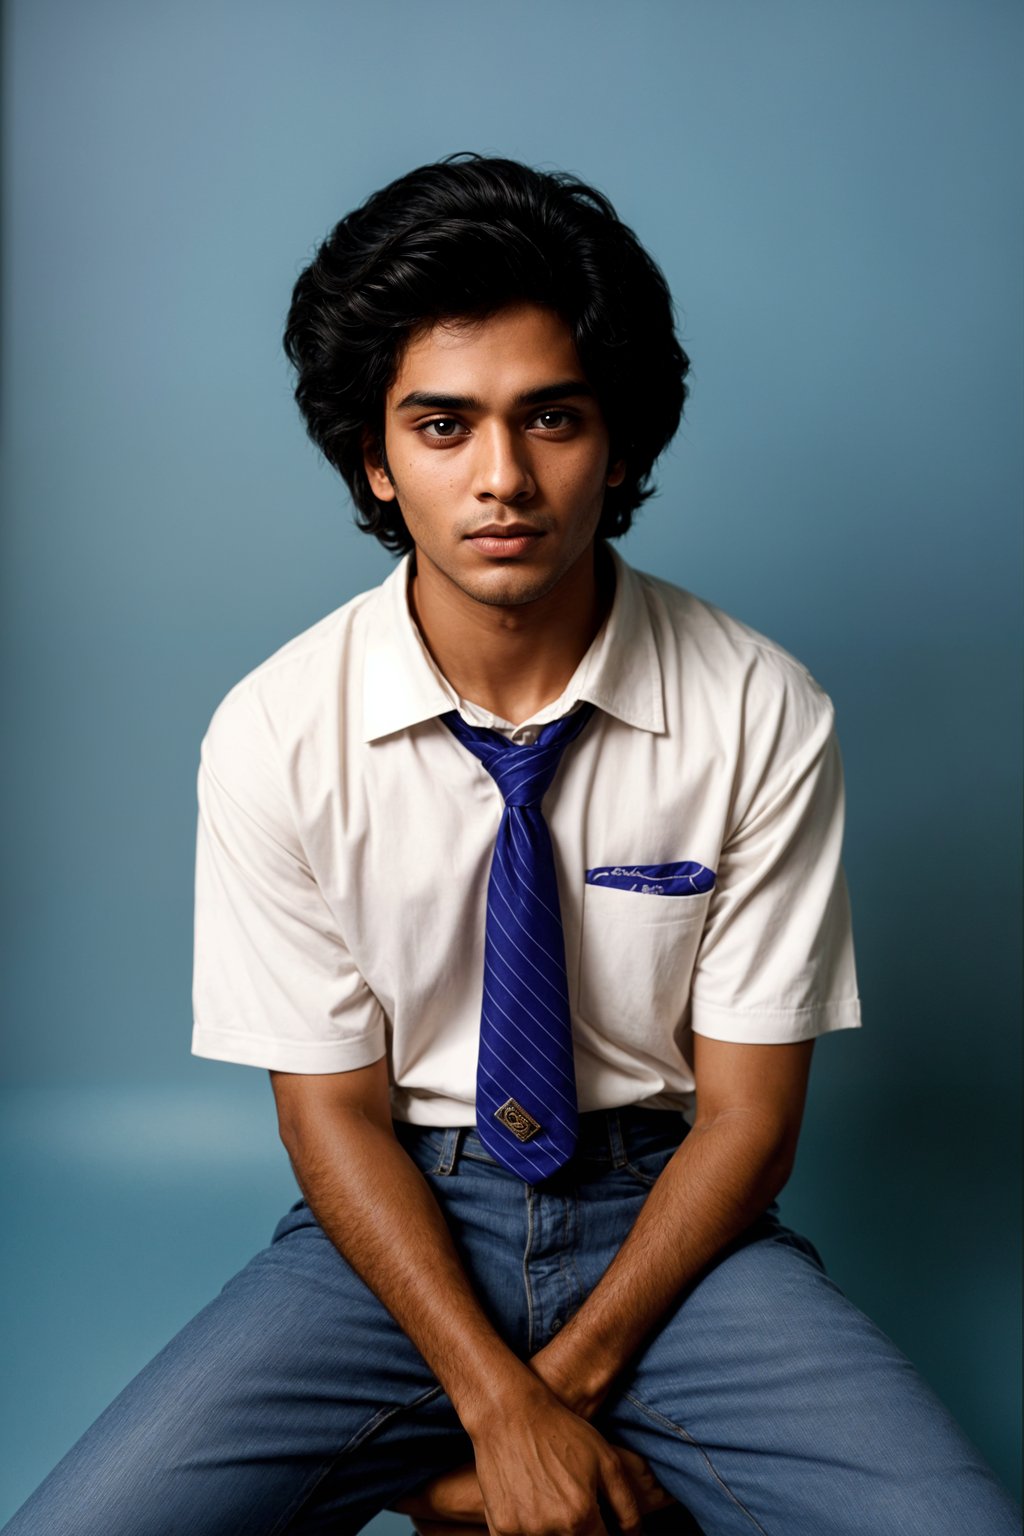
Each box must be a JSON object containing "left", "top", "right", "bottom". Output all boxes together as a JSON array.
[{"left": 466, "top": 524, "right": 545, "bottom": 559}]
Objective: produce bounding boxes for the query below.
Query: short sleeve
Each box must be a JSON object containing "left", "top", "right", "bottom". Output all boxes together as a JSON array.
[
  {"left": 688, "top": 665, "right": 862, "bottom": 1044},
  {"left": 191, "top": 684, "right": 386, "bottom": 1073}
]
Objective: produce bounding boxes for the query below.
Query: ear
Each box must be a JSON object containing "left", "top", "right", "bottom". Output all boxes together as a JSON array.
[
  {"left": 362, "top": 428, "right": 398, "bottom": 502},
  {"left": 606, "top": 457, "right": 626, "bottom": 489}
]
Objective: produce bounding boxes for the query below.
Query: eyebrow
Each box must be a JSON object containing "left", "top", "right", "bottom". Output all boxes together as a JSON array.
[{"left": 394, "top": 379, "right": 595, "bottom": 412}]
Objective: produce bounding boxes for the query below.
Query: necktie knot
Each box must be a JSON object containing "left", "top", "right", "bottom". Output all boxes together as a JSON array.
[{"left": 442, "top": 705, "right": 595, "bottom": 808}]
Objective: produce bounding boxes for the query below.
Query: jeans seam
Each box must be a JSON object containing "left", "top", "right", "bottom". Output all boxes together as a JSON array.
[
  {"left": 523, "top": 1184, "right": 537, "bottom": 1354},
  {"left": 622, "top": 1157, "right": 658, "bottom": 1187},
  {"left": 556, "top": 1195, "right": 572, "bottom": 1329},
  {"left": 564, "top": 1192, "right": 584, "bottom": 1318},
  {"left": 608, "top": 1107, "right": 627, "bottom": 1168},
  {"left": 623, "top": 1390, "right": 773, "bottom": 1536},
  {"left": 266, "top": 1382, "right": 444, "bottom": 1536},
  {"left": 433, "top": 1127, "right": 460, "bottom": 1176}
]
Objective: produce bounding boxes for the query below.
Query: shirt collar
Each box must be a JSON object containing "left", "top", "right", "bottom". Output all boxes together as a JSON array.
[{"left": 360, "top": 545, "right": 666, "bottom": 743}]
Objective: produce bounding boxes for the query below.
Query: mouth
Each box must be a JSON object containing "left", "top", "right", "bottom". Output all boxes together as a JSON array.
[{"left": 465, "top": 524, "right": 546, "bottom": 560}]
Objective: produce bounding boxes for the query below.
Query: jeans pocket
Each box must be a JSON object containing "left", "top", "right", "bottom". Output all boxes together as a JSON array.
[
  {"left": 612, "top": 1112, "right": 690, "bottom": 1189},
  {"left": 619, "top": 1142, "right": 679, "bottom": 1189},
  {"left": 392, "top": 1121, "right": 450, "bottom": 1176}
]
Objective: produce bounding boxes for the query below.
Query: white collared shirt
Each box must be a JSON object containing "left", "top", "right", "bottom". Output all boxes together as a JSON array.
[{"left": 192, "top": 549, "right": 861, "bottom": 1123}]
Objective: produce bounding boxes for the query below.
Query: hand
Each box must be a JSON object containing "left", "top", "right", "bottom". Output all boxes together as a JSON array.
[
  {"left": 396, "top": 1443, "right": 675, "bottom": 1528},
  {"left": 526, "top": 1329, "right": 674, "bottom": 1517},
  {"left": 615, "top": 1446, "right": 677, "bottom": 1516},
  {"left": 470, "top": 1391, "right": 642, "bottom": 1536},
  {"left": 394, "top": 1460, "right": 483, "bottom": 1524}
]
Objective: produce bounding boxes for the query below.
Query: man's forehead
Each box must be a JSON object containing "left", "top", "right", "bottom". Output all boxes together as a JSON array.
[{"left": 387, "top": 302, "right": 587, "bottom": 404}]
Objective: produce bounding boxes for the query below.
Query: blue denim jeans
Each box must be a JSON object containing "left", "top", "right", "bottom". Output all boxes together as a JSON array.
[{"left": 3, "top": 1108, "right": 1018, "bottom": 1535}]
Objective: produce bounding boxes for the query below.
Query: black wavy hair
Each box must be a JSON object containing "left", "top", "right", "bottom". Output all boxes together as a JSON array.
[{"left": 283, "top": 154, "right": 690, "bottom": 554}]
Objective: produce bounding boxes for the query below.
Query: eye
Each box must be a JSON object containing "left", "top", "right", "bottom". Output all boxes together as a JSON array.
[
  {"left": 420, "top": 418, "right": 468, "bottom": 439},
  {"left": 532, "top": 409, "right": 575, "bottom": 430}
]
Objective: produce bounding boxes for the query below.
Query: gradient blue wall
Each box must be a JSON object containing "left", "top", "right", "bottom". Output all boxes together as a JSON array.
[{"left": 1, "top": 0, "right": 1020, "bottom": 1519}]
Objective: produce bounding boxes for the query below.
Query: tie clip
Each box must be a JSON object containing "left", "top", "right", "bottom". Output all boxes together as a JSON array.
[{"left": 495, "top": 1099, "right": 541, "bottom": 1142}]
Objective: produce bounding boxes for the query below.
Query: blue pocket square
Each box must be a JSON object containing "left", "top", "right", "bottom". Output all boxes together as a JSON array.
[{"left": 586, "top": 861, "right": 716, "bottom": 895}]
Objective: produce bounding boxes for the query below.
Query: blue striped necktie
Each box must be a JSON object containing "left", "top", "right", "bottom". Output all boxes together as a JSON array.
[{"left": 442, "top": 703, "right": 596, "bottom": 1182}]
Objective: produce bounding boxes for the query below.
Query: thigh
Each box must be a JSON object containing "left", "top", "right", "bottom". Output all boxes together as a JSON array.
[
  {"left": 600, "top": 1214, "right": 1020, "bottom": 1536},
  {"left": 2, "top": 1197, "right": 467, "bottom": 1536}
]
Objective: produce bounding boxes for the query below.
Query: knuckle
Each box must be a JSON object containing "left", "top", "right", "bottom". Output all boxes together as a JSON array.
[{"left": 538, "top": 1496, "right": 589, "bottom": 1536}]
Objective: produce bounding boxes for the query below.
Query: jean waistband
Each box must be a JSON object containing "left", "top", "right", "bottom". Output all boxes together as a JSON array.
[{"left": 397, "top": 1105, "right": 691, "bottom": 1176}]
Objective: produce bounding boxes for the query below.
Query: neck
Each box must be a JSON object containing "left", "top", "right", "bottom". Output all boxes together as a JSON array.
[{"left": 410, "top": 544, "right": 612, "bottom": 725}]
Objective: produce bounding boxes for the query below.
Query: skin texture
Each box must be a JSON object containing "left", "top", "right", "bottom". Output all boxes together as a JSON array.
[
  {"left": 400, "top": 1446, "right": 675, "bottom": 1533},
  {"left": 271, "top": 303, "right": 817, "bottom": 1533},
  {"left": 363, "top": 302, "right": 625, "bottom": 724}
]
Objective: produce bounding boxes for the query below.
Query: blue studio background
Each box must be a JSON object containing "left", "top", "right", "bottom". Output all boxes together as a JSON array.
[{"left": 1, "top": 0, "right": 1020, "bottom": 1524}]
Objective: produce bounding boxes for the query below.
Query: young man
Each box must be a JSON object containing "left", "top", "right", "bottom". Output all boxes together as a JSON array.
[{"left": 5, "top": 156, "right": 1018, "bottom": 1536}]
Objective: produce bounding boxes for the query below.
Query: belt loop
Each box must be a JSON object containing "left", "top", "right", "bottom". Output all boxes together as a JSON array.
[
  {"left": 434, "top": 1127, "right": 463, "bottom": 1177},
  {"left": 606, "top": 1108, "right": 627, "bottom": 1169}
]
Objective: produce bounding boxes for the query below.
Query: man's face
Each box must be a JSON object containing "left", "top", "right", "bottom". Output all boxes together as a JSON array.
[{"left": 364, "top": 303, "right": 624, "bottom": 610}]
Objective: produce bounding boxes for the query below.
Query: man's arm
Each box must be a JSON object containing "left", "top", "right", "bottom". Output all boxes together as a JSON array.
[
  {"left": 530, "top": 1033, "right": 815, "bottom": 1412},
  {"left": 270, "top": 1061, "right": 643, "bottom": 1536},
  {"left": 395, "top": 1034, "right": 814, "bottom": 1525}
]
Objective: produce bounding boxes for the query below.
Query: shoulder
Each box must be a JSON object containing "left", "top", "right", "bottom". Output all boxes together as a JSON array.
[
  {"left": 200, "top": 580, "right": 381, "bottom": 803},
  {"left": 624, "top": 559, "right": 835, "bottom": 739}
]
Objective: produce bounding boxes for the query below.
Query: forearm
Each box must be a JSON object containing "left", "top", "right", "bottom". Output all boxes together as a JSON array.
[
  {"left": 277, "top": 1100, "right": 541, "bottom": 1431},
  {"left": 536, "top": 1103, "right": 798, "bottom": 1411}
]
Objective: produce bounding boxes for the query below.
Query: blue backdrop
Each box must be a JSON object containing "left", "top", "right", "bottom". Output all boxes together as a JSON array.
[{"left": 1, "top": 0, "right": 1020, "bottom": 1521}]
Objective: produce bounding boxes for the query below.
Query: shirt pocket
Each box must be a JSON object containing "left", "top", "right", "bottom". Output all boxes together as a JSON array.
[{"left": 576, "top": 881, "right": 711, "bottom": 1041}]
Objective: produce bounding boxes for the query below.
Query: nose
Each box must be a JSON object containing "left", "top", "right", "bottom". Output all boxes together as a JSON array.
[{"left": 472, "top": 423, "right": 535, "bottom": 504}]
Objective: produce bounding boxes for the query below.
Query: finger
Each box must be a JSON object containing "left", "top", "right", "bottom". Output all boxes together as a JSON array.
[
  {"left": 611, "top": 1444, "right": 651, "bottom": 1483},
  {"left": 584, "top": 1505, "right": 612, "bottom": 1536},
  {"left": 393, "top": 1461, "right": 484, "bottom": 1522},
  {"left": 609, "top": 1445, "right": 677, "bottom": 1513},
  {"left": 599, "top": 1451, "right": 644, "bottom": 1536}
]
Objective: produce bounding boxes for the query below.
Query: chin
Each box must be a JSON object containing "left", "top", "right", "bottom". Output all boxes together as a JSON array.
[{"left": 461, "top": 569, "right": 563, "bottom": 608}]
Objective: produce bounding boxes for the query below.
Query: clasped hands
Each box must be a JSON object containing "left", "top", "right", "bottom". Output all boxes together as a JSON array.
[{"left": 393, "top": 1329, "right": 675, "bottom": 1535}]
